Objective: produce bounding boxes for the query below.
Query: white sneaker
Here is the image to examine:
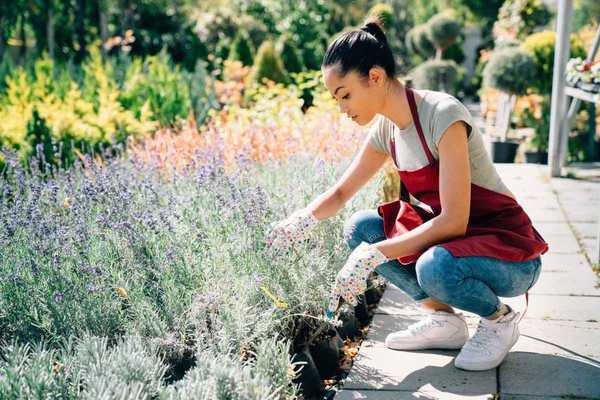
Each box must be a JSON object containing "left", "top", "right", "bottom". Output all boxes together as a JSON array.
[
  {"left": 454, "top": 308, "right": 520, "bottom": 371},
  {"left": 385, "top": 311, "right": 469, "bottom": 351}
]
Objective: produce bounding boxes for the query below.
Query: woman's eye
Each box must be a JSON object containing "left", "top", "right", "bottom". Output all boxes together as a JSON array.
[{"left": 342, "top": 94, "right": 350, "bottom": 100}]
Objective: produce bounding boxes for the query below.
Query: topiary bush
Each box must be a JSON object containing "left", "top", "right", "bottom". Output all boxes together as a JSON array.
[
  {"left": 410, "top": 59, "right": 462, "bottom": 95},
  {"left": 250, "top": 40, "right": 289, "bottom": 85},
  {"left": 367, "top": 3, "right": 395, "bottom": 29},
  {"left": 482, "top": 48, "right": 536, "bottom": 95},
  {"left": 426, "top": 12, "right": 462, "bottom": 59},
  {"left": 406, "top": 24, "right": 436, "bottom": 59}
]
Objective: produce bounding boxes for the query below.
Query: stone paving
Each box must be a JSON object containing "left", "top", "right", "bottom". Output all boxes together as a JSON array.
[{"left": 337, "top": 164, "right": 600, "bottom": 400}]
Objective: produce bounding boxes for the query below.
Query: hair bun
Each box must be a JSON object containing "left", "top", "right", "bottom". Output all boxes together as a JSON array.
[{"left": 360, "top": 18, "right": 388, "bottom": 45}]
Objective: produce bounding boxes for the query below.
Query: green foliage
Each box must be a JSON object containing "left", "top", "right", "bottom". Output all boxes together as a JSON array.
[
  {"left": 0, "top": 53, "right": 157, "bottom": 169},
  {"left": 406, "top": 25, "right": 436, "bottom": 59},
  {"left": 185, "top": 59, "right": 220, "bottom": 126},
  {"left": 495, "top": 0, "right": 553, "bottom": 40},
  {"left": 518, "top": 96, "right": 551, "bottom": 152},
  {"left": 410, "top": 59, "right": 462, "bottom": 95},
  {"left": 228, "top": 31, "right": 256, "bottom": 66},
  {"left": 483, "top": 48, "right": 536, "bottom": 95},
  {"left": 367, "top": 3, "right": 395, "bottom": 28},
  {"left": 119, "top": 50, "right": 192, "bottom": 127},
  {"left": 521, "top": 31, "right": 587, "bottom": 95},
  {"left": 250, "top": 40, "right": 289, "bottom": 85},
  {"left": 573, "top": 0, "right": 600, "bottom": 31},
  {"left": 277, "top": 34, "right": 304, "bottom": 74},
  {"left": 426, "top": 13, "right": 462, "bottom": 55}
]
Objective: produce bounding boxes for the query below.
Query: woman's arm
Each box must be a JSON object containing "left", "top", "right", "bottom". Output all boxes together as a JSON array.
[
  {"left": 375, "top": 121, "right": 471, "bottom": 259},
  {"left": 306, "top": 136, "right": 388, "bottom": 220}
]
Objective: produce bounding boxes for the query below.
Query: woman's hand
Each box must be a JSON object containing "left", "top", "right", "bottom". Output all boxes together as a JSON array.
[
  {"left": 265, "top": 208, "right": 319, "bottom": 255},
  {"left": 329, "top": 242, "right": 388, "bottom": 310}
]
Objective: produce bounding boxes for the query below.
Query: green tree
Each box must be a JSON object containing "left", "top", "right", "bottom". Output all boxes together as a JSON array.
[
  {"left": 250, "top": 40, "right": 288, "bottom": 85},
  {"left": 277, "top": 34, "right": 304, "bottom": 74},
  {"left": 228, "top": 31, "right": 255, "bottom": 66}
]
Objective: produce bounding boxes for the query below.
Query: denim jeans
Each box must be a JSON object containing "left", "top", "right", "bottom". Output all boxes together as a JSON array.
[{"left": 343, "top": 209, "right": 542, "bottom": 317}]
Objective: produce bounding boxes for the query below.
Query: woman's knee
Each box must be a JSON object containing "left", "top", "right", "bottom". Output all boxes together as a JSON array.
[
  {"left": 415, "top": 246, "right": 461, "bottom": 295},
  {"left": 342, "top": 209, "right": 384, "bottom": 250}
]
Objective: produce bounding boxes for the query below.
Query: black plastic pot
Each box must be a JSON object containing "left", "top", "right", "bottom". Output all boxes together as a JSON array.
[
  {"left": 336, "top": 310, "right": 361, "bottom": 340},
  {"left": 491, "top": 141, "right": 519, "bottom": 163},
  {"left": 291, "top": 347, "right": 324, "bottom": 398},
  {"left": 524, "top": 151, "right": 548, "bottom": 164},
  {"left": 309, "top": 331, "right": 341, "bottom": 379},
  {"left": 353, "top": 295, "right": 371, "bottom": 325}
]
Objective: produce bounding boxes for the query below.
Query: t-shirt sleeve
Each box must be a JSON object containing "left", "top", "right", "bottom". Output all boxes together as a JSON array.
[
  {"left": 368, "top": 115, "right": 390, "bottom": 155},
  {"left": 431, "top": 98, "right": 474, "bottom": 148}
]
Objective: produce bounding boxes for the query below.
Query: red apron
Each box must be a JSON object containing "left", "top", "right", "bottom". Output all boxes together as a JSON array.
[{"left": 377, "top": 88, "right": 549, "bottom": 265}]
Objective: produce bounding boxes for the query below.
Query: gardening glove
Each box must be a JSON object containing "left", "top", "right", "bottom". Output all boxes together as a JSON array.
[
  {"left": 327, "top": 242, "right": 388, "bottom": 317},
  {"left": 265, "top": 208, "right": 319, "bottom": 256}
]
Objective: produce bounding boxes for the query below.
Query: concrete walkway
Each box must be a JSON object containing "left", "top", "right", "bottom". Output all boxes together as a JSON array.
[{"left": 337, "top": 164, "right": 600, "bottom": 399}]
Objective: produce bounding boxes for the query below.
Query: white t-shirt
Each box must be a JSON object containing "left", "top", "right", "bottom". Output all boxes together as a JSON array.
[{"left": 368, "top": 89, "right": 513, "bottom": 197}]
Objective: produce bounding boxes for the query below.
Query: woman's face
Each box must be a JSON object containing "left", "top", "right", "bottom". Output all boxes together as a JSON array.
[{"left": 322, "top": 66, "right": 385, "bottom": 126}]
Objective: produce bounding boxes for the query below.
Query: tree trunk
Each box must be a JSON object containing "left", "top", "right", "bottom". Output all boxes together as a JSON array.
[
  {"left": 19, "top": 13, "right": 26, "bottom": 61},
  {"left": 0, "top": 18, "right": 6, "bottom": 61},
  {"left": 47, "top": 1, "right": 55, "bottom": 60},
  {"left": 98, "top": 0, "right": 108, "bottom": 57},
  {"left": 435, "top": 47, "right": 442, "bottom": 60},
  {"left": 75, "top": 0, "right": 86, "bottom": 62}
]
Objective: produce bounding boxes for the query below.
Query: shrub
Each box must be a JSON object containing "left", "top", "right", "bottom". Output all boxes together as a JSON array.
[
  {"left": 426, "top": 13, "right": 462, "bottom": 59},
  {"left": 521, "top": 31, "right": 586, "bottom": 94},
  {"left": 228, "top": 31, "right": 255, "bottom": 66},
  {"left": 367, "top": 3, "right": 395, "bottom": 28},
  {"left": 119, "top": 50, "right": 192, "bottom": 127},
  {"left": 277, "top": 34, "right": 304, "bottom": 74},
  {"left": 406, "top": 24, "right": 435, "bottom": 59},
  {"left": 250, "top": 40, "right": 289, "bottom": 85},
  {"left": 494, "top": 0, "right": 552, "bottom": 40},
  {"left": 483, "top": 48, "right": 536, "bottom": 95},
  {"left": 410, "top": 59, "right": 462, "bottom": 95}
]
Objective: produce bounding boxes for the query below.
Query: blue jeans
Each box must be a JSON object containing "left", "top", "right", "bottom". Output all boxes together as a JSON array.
[{"left": 343, "top": 209, "right": 542, "bottom": 318}]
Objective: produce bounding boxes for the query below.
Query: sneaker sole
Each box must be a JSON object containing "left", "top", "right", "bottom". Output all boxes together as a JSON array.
[{"left": 385, "top": 336, "right": 468, "bottom": 351}]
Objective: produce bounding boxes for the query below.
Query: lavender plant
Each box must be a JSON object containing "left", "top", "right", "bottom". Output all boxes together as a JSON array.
[{"left": 0, "top": 134, "right": 383, "bottom": 397}]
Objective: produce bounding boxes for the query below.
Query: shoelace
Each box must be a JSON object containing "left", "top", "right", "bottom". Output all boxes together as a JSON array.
[
  {"left": 466, "top": 322, "right": 497, "bottom": 350},
  {"left": 408, "top": 317, "right": 441, "bottom": 334}
]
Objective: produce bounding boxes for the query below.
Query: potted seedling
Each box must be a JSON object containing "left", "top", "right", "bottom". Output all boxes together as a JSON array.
[{"left": 483, "top": 47, "right": 536, "bottom": 162}]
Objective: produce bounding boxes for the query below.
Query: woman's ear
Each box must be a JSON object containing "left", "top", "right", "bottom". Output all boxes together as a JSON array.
[{"left": 368, "top": 67, "right": 385, "bottom": 87}]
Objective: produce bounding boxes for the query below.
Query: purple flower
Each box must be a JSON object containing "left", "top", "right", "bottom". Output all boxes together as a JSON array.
[{"left": 53, "top": 291, "right": 64, "bottom": 303}]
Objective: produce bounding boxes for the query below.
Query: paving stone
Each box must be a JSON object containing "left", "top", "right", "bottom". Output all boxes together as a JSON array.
[
  {"left": 539, "top": 252, "right": 591, "bottom": 272},
  {"left": 503, "top": 294, "right": 600, "bottom": 322},
  {"left": 540, "top": 234, "right": 581, "bottom": 253},
  {"left": 336, "top": 389, "right": 493, "bottom": 399},
  {"left": 571, "top": 222, "right": 600, "bottom": 239},
  {"left": 499, "top": 339, "right": 600, "bottom": 398},
  {"left": 515, "top": 319, "right": 600, "bottom": 358},
  {"left": 531, "top": 221, "right": 573, "bottom": 236},
  {"left": 342, "top": 345, "right": 496, "bottom": 394},
  {"left": 530, "top": 266, "right": 599, "bottom": 295}
]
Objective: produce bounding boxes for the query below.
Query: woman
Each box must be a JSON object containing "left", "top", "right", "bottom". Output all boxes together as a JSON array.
[{"left": 265, "top": 17, "right": 548, "bottom": 372}]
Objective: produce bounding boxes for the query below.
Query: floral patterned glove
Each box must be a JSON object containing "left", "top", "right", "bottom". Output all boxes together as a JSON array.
[
  {"left": 327, "top": 242, "right": 388, "bottom": 315},
  {"left": 265, "top": 208, "right": 320, "bottom": 255}
]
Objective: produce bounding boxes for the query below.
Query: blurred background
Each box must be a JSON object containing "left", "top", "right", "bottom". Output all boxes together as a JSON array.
[{"left": 0, "top": 0, "right": 599, "bottom": 171}]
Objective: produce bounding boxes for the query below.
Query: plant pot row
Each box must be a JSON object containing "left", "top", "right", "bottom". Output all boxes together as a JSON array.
[
  {"left": 491, "top": 141, "right": 548, "bottom": 164},
  {"left": 291, "top": 278, "right": 386, "bottom": 399}
]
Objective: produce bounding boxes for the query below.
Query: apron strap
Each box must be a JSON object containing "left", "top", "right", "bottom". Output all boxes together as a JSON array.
[
  {"left": 390, "top": 138, "right": 410, "bottom": 203},
  {"left": 406, "top": 88, "right": 435, "bottom": 165}
]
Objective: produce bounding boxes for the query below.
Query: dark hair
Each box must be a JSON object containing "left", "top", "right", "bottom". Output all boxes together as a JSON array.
[{"left": 322, "top": 17, "right": 396, "bottom": 79}]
